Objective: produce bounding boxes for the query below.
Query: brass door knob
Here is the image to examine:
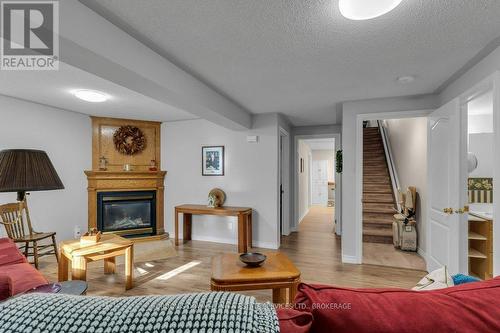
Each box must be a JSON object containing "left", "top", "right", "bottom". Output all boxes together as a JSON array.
[
  {"left": 443, "top": 208, "right": 454, "bottom": 214},
  {"left": 454, "top": 205, "right": 470, "bottom": 214}
]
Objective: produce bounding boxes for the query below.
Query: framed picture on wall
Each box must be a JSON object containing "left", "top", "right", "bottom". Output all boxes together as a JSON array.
[{"left": 202, "top": 146, "right": 225, "bottom": 176}]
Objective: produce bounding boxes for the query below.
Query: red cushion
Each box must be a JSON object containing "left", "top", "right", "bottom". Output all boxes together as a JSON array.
[
  {"left": 0, "top": 263, "right": 48, "bottom": 300},
  {"left": 296, "top": 278, "right": 500, "bottom": 333},
  {"left": 0, "top": 241, "right": 27, "bottom": 266},
  {"left": 0, "top": 238, "right": 12, "bottom": 244},
  {"left": 277, "top": 308, "right": 313, "bottom": 333},
  {"left": 0, "top": 273, "right": 9, "bottom": 301}
]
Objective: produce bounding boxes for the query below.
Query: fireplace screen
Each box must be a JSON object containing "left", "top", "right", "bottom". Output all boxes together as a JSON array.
[{"left": 97, "top": 191, "right": 156, "bottom": 236}]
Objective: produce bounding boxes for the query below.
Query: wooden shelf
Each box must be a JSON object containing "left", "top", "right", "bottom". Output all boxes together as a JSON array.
[
  {"left": 469, "top": 248, "right": 487, "bottom": 259},
  {"left": 468, "top": 218, "right": 493, "bottom": 279},
  {"left": 468, "top": 231, "right": 487, "bottom": 241}
]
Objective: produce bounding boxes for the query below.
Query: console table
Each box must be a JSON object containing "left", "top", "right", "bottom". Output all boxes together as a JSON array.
[{"left": 174, "top": 205, "right": 253, "bottom": 253}]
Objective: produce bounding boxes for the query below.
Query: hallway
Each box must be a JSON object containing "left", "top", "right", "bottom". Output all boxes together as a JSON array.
[{"left": 280, "top": 206, "right": 427, "bottom": 289}]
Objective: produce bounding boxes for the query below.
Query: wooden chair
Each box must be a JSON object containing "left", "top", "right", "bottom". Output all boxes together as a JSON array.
[{"left": 0, "top": 200, "right": 58, "bottom": 269}]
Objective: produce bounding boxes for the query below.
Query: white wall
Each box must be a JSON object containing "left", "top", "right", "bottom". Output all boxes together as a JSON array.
[
  {"left": 0, "top": 95, "right": 91, "bottom": 241},
  {"left": 469, "top": 133, "right": 494, "bottom": 178},
  {"left": 312, "top": 150, "right": 335, "bottom": 182},
  {"left": 469, "top": 114, "right": 493, "bottom": 134},
  {"left": 297, "top": 141, "right": 311, "bottom": 223},
  {"left": 440, "top": 45, "right": 500, "bottom": 105},
  {"left": 341, "top": 94, "right": 437, "bottom": 263},
  {"left": 385, "top": 118, "right": 428, "bottom": 252},
  {"left": 162, "top": 114, "right": 279, "bottom": 249}
]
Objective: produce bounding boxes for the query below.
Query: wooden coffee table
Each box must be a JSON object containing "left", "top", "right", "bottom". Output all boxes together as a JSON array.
[
  {"left": 211, "top": 252, "right": 300, "bottom": 304},
  {"left": 58, "top": 234, "right": 134, "bottom": 290}
]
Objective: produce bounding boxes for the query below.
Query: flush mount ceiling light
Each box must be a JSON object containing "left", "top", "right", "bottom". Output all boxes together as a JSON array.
[
  {"left": 71, "top": 89, "right": 110, "bottom": 103},
  {"left": 339, "top": 0, "right": 403, "bottom": 20},
  {"left": 397, "top": 75, "right": 416, "bottom": 84}
]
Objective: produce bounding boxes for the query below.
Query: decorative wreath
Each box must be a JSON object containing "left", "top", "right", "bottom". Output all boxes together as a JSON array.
[{"left": 113, "top": 125, "right": 146, "bottom": 155}]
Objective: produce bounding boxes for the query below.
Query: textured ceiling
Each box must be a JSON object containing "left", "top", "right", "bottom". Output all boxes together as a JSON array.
[{"left": 80, "top": 0, "right": 500, "bottom": 126}]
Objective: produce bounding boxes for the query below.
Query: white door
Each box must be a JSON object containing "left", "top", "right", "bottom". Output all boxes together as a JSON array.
[
  {"left": 312, "top": 160, "right": 328, "bottom": 205},
  {"left": 427, "top": 98, "right": 468, "bottom": 275}
]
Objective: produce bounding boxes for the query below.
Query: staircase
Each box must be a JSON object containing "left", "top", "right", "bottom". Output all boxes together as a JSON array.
[{"left": 363, "top": 127, "right": 396, "bottom": 244}]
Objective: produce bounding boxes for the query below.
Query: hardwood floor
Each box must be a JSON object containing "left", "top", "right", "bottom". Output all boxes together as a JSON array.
[
  {"left": 39, "top": 206, "right": 427, "bottom": 302},
  {"left": 281, "top": 206, "right": 426, "bottom": 289}
]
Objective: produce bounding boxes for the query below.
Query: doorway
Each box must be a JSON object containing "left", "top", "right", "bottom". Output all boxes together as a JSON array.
[
  {"left": 279, "top": 128, "right": 290, "bottom": 244},
  {"left": 296, "top": 138, "right": 336, "bottom": 231},
  {"left": 426, "top": 74, "right": 499, "bottom": 277},
  {"left": 360, "top": 118, "right": 427, "bottom": 270},
  {"left": 466, "top": 89, "right": 495, "bottom": 279}
]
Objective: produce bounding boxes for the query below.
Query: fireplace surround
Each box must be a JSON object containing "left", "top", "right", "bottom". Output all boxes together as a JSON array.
[
  {"left": 85, "top": 170, "right": 167, "bottom": 239},
  {"left": 85, "top": 117, "right": 167, "bottom": 240}
]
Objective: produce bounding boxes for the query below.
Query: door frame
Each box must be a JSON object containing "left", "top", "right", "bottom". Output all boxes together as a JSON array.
[
  {"left": 294, "top": 133, "right": 342, "bottom": 234},
  {"left": 278, "top": 127, "right": 291, "bottom": 242},
  {"left": 456, "top": 72, "right": 500, "bottom": 276},
  {"left": 308, "top": 151, "right": 313, "bottom": 207},
  {"left": 354, "top": 109, "right": 433, "bottom": 264}
]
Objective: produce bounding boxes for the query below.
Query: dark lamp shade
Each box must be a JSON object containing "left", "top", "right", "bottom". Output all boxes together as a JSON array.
[{"left": 0, "top": 149, "right": 64, "bottom": 193}]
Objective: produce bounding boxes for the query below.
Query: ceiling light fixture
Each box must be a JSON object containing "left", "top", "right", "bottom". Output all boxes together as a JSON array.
[
  {"left": 71, "top": 89, "right": 110, "bottom": 103},
  {"left": 397, "top": 75, "right": 416, "bottom": 84},
  {"left": 339, "top": 0, "right": 403, "bottom": 20}
]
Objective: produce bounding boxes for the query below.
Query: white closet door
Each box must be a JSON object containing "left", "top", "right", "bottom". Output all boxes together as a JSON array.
[
  {"left": 427, "top": 98, "right": 467, "bottom": 275},
  {"left": 312, "top": 160, "right": 328, "bottom": 206}
]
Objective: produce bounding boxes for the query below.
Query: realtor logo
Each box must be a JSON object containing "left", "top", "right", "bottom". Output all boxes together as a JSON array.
[{"left": 1, "top": 0, "right": 59, "bottom": 70}]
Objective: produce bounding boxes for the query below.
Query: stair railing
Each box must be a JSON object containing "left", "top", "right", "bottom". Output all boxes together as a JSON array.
[{"left": 377, "top": 120, "right": 401, "bottom": 212}]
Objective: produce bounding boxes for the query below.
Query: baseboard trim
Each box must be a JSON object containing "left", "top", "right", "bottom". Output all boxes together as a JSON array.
[
  {"left": 298, "top": 208, "right": 310, "bottom": 225},
  {"left": 417, "top": 247, "right": 427, "bottom": 261},
  {"left": 342, "top": 254, "right": 361, "bottom": 264},
  {"left": 180, "top": 235, "right": 278, "bottom": 250}
]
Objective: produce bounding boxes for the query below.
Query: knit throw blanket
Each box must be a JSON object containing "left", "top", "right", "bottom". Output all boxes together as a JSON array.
[{"left": 0, "top": 292, "right": 279, "bottom": 333}]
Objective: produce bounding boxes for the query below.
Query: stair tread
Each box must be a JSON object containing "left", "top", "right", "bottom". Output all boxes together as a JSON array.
[
  {"left": 363, "top": 198, "right": 394, "bottom": 204},
  {"left": 364, "top": 180, "right": 391, "bottom": 184},
  {"left": 364, "top": 200, "right": 394, "bottom": 205},
  {"left": 363, "top": 207, "right": 396, "bottom": 214},
  {"left": 364, "top": 219, "right": 394, "bottom": 226},
  {"left": 364, "top": 174, "right": 389, "bottom": 178},
  {"left": 363, "top": 227, "right": 393, "bottom": 237},
  {"left": 363, "top": 187, "right": 392, "bottom": 193}
]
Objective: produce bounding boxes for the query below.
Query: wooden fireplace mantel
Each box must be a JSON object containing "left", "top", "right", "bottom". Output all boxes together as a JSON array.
[{"left": 85, "top": 170, "right": 167, "bottom": 238}]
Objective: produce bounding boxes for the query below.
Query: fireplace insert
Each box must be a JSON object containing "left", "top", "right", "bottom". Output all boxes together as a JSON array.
[{"left": 97, "top": 191, "right": 156, "bottom": 237}]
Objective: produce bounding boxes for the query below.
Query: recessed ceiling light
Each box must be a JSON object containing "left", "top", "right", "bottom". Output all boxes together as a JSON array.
[
  {"left": 339, "top": 0, "right": 403, "bottom": 20},
  {"left": 397, "top": 75, "right": 416, "bottom": 84},
  {"left": 71, "top": 89, "right": 110, "bottom": 103}
]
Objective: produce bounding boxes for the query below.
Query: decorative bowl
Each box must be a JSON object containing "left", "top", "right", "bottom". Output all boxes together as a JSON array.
[
  {"left": 25, "top": 283, "right": 62, "bottom": 294},
  {"left": 239, "top": 253, "right": 267, "bottom": 267}
]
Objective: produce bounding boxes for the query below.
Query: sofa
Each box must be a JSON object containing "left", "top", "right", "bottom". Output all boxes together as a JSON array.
[
  {"left": 279, "top": 276, "right": 500, "bottom": 333},
  {"left": 0, "top": 237, "right": 48, "bottom": 300}
]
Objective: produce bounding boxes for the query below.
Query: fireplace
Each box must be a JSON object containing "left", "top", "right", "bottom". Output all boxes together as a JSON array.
[{"left": 97, "top": 191, "right": 156, "bottom": 237}]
